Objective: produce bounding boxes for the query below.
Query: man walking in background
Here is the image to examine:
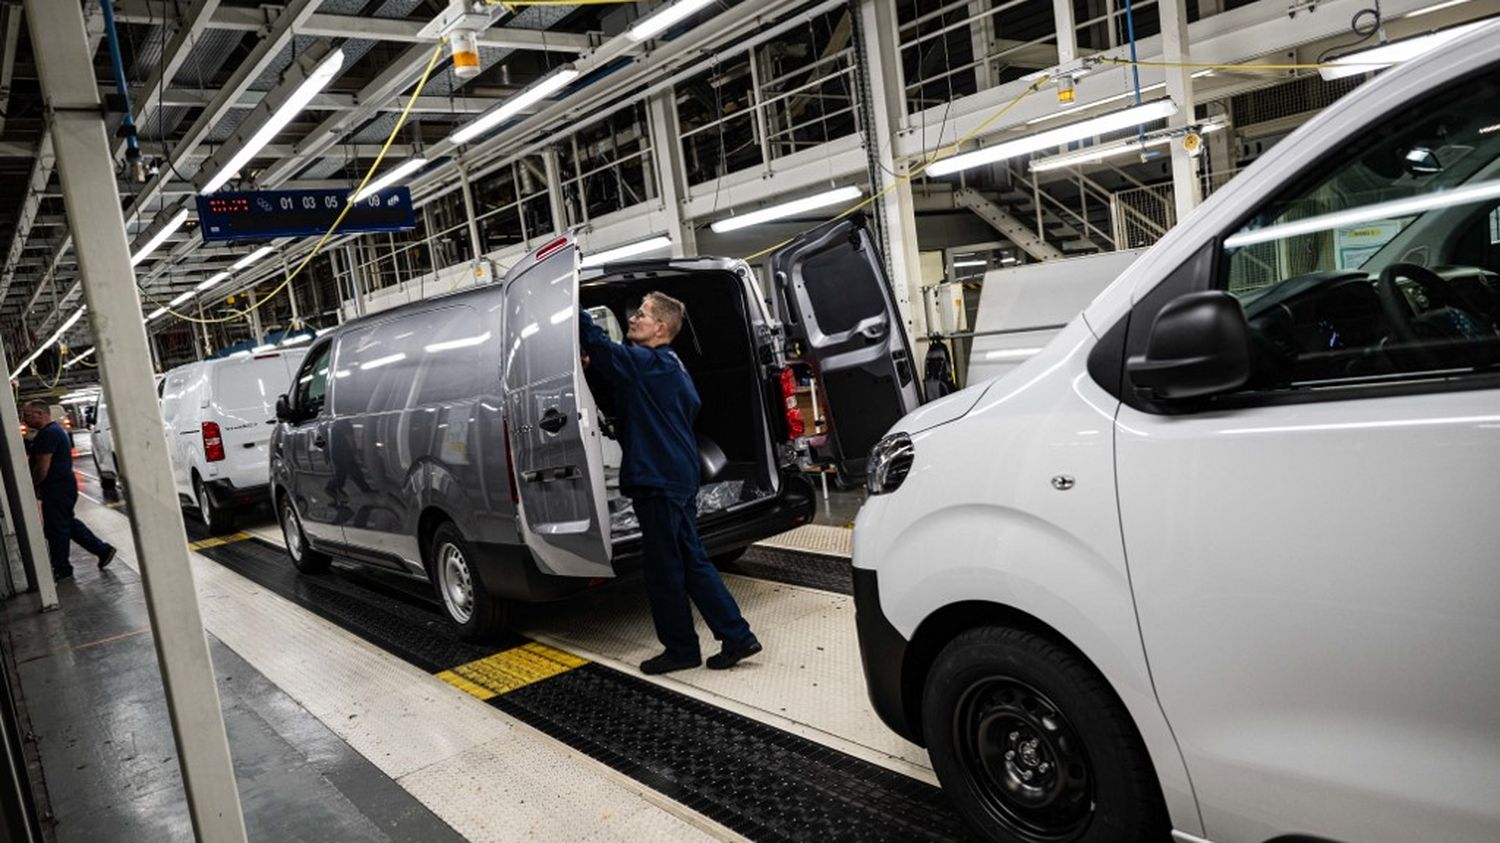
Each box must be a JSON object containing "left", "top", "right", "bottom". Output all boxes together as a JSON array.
[
  {"left": 580, "top": 293, "right": 762, "bottom": 675},
  {"left": 23, "top": 401, "right": 115, "bottom": 581}
]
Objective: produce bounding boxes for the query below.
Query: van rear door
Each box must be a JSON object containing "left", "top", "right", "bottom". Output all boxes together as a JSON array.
[
  {"left": 770, "top": 216, "right": 921, "bottom": 481},
  {"left": 502, "top": 236, "right": 614, "bottom": 578}
]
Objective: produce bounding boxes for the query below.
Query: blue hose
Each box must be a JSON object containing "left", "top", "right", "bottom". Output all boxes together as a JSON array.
[
  {"left": 99, "top": 0, "right": 142, "bottom": 170},
  {"left": 1122, "top": 0, "right": 1147, "bottom": 147}
]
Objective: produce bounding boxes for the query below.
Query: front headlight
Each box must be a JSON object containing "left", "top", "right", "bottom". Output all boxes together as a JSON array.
[{"left": 866, "top": 432, "right": 914, "bottom": 495}]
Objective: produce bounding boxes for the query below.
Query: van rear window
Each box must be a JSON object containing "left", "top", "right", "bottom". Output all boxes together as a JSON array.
[{"left": 213, "top": 356, "right": 297, "bottom": 413}]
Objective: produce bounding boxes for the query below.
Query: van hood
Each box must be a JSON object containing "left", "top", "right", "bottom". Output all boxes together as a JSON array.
[{"left": 892, "top": 379, "right": 990, "bottom": 434}]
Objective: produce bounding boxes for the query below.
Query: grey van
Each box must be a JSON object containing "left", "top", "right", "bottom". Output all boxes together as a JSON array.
[{"left": 270, "top": 218, "right": 918, "bottom": 639}]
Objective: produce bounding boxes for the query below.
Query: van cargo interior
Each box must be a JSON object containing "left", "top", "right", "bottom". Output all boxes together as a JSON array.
[{"left": 581, "top": 269, "right": 779, "bottom": 538}]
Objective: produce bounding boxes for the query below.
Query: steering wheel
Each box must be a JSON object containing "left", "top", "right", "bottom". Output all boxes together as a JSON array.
[{"left": 1375, "top": 262, "right": 1466, "bottom": 345}]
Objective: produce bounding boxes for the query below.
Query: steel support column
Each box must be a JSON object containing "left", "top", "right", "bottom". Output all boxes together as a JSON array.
[
  {"left": 646, "top": 92, "right": 697, "bottom": 255},
  {"left": 23, "top": 2, "right": 248, "bottom": 841},
  {"left": 1160, "top": 0, "right": 1203, "bottom": 219},
  {"left": 458, "top": 164, "right": 484, "bottom": 260},
  {"left": 855, "top": 0, "right": 928, "bottom": 343},
  {"left": 0, "top": 342, "right": 53, "bottom": 609},
  {"left": 542, "top": 147, "right": 568, "bottom": 235}
]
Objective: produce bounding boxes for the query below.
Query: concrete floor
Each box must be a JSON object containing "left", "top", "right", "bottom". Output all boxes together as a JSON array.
[{"left": 1, "top": 538, "right": 465, "bottom": 843}]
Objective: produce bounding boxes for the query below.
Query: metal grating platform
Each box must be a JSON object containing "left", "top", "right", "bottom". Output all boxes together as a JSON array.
[{"left": 754, "top": 525, "right": 852, "bottom": 559}]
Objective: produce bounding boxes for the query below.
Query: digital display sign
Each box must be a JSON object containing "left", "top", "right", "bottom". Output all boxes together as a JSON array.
[{"left": 196, "top": 187, "right": 416, "bottom": 242}]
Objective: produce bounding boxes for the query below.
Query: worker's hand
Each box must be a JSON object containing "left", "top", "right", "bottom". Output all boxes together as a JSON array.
[{"left": 581, "top": 352, "right": 591, "bottom": 370}]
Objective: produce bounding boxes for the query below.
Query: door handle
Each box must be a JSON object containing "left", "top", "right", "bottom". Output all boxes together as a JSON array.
[
  {"left": 521, "top": 464, "right": 581, "bottom": 482},
  {"left": 538, "top": 407, "right": 568, "bottom": 434},
  {"left": 312, "top": 435, "right": 326, "bottom": 449}
]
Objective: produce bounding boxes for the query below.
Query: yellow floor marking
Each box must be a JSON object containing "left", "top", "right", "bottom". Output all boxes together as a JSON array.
[
  {"left": 437, "top": 642, "right": 588, "bottom": 701},
  {"left": 188, "top": 531, "right": 255, "bottom": 551}
]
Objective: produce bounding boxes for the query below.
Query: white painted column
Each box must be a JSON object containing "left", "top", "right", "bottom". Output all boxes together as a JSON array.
[
  {"left": 646, "top": 91, "right": 697, "bottom": 256},
  {"left": 857, "top": 0, "right": 928, "bottom": 344},
  {"left": 0, "top": 346, "right": 54, "bottom": 609},
  {"left": 541, "top": 147, "right": 569, "bottom": 235},
  {"left": 23, "top": 1, "right": 248, "bottom": 840},
  {"left": 458, "top": 161, "right": 484, "bottom": 260},
  {"left": 1054, "top": 0, "right": 1079, "bottom": 65},
  {"left": 1160, "top": 0, "right": 1202, "bottom": 221}
]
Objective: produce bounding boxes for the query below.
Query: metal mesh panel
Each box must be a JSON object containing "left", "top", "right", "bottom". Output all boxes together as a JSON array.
[{"left": 1230, "top": 74, "right": 1365, "bottom": 128}]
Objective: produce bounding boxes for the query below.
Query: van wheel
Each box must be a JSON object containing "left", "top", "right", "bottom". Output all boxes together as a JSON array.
[
  {"left": 279, "top": 495, "right": 329, "bottom": 574},
  {"left": 194, "top": 477, "right": 235, "bottom": 535},
  {"left": 430, "top": 522, "right": 507, "bottom": 641},
  {"left": 93, "top": 454, "right": 116, "bottom": 491},
  {"left": 922, "top": 627, "right": 1168, "bottom": 843}
]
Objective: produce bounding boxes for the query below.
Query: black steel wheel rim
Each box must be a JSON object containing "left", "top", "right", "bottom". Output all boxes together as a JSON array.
[{"left": 952, "top": 675, "right": 1094, "bottom": 841}]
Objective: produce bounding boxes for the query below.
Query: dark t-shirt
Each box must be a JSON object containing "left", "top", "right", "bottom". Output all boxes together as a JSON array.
[{"left": 31, "top": 421, "right": 74, "bottom": 495}]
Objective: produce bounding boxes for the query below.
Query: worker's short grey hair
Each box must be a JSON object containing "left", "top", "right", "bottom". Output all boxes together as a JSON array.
[
  {"left": 23, "top": 400, "right": 49, "bottom": 414},
  {"left": 643, "top": 291, "right": 686, "bottom": 340}
]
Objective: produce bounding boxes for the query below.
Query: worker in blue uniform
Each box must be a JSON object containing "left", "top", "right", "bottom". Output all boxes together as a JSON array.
[
  {"left": 580, "top": 293, "right": 762, "bottom": 675},
  {"left": 23, "top": 401, "right": 115, "bottom": 581}
]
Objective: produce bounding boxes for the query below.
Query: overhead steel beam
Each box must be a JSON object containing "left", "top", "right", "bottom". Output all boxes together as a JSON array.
[
  {"left": 109, "top": 0, "right": 222, "bottom": 165},
  {"left": 0, "top": 134, "right": 56, "bottom": 303},
  {"left": 112, "top": 2, "right": 595, "bottom": 52},
  {"left": 102, "top": 87, "right": 504, "bottom": 115}
]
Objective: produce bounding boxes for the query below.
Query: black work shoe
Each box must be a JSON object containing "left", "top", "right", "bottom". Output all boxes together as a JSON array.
[
  {"left": 53, "top": 570, "right": 73, "bottom": 582},
  {"left": 97, "top": 546, "right": 117, "bottom": 570},
  {"left": 639, "top": 652, "right": 701, "bottom": 675},
  {"left": 707, "top": 638, "right": 763, "bottom": 670}
]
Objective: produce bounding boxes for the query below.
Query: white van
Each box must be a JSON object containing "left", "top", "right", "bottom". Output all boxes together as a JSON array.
[
  {"left": 90, "top": 375, "right": 165, "bottom": 492},
  {"left": 161, "top": 349, "right": 307, "bottom": 533},
  {"left": 854, "top": 24, "right": 1500, "bottom": 843}
]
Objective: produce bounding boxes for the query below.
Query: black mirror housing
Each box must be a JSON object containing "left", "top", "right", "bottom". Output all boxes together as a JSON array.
[
  {"left": 1127, "top": 291, "right": 1251, "bottom": 401},
  {"left": 275, "top": 394, "right": 294, "bottom": 423}
]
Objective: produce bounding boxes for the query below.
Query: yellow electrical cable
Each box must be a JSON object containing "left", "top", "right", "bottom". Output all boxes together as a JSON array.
[
  {"left": 741, "top": 77, "right": 1049, "bottom": 262},
  {"left": 145, "top": 40, "right": 447, "bottom": 326}
]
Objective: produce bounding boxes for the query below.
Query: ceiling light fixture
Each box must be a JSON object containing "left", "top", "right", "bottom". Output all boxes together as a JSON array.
[
  {"left": 146, "top": 307, "right": 168, "bottom": 322},
  {"left": 196, "top": 270, "right": 231, "bottom": 292},
  {"left": 954, "top": 259, "right": 988, "bottom": 267},
  {"left": 710, "top": 186, "right": 863, "bottom": 233},
  {"left": 1025, "top": 83, "right": 1167, "bottom": 125},
  {"left": 130, "top": 208, "right": 190, "bottom": 267},
  {"left": 928, "top": 99, "right": 1179, "bottom": 176},
  {"left": 1029, "top": 121, "right": 1226, "bottom": 172},
  {"left": 169, "top": 291, "right": 194, "bottom": 307},
  {"left": 1319, "top": 21, "right": 1489, "bottom": 80},
  {"left": 628, "top": 0, "right": 716, "bottom": 41},
  {"left": 450, "top": 65, "right": 580, "bottom": 146},
  {"left": 580, "top": 236, "right": 673, "bottom": 267},
  {"left": 10, "top": 308, "right": 87, "bottom": 379},
  {"left": 62, "top": 347, "right": 96, "bottom": 370},
  {"left": 351, "top": 158, "right": 429, "bottom": 203},
  {"left": 232, "top": 246, "right": 276, "bottom": 271},
  {"left": 281, "top": 333, "right": 313, "bottom": 346},
  {"left": 200, "top": 48, "right": 346, "bottom": 194}
]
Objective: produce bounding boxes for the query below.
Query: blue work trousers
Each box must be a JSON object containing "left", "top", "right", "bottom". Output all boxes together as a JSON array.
[
  {"left": 40, "top": 487, "right": 109, "bottom": 576},
  {"left": 632, "top": 492, "right": 754, "bottom": 659}
]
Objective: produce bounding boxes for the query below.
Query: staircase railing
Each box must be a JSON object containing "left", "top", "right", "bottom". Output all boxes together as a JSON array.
[{"left": 1007, "top": 162, "right": 1116, "bottom": 252}]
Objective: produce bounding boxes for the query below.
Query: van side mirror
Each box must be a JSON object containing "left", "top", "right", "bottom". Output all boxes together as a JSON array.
[
  {"left": 1127, "top": 291, "right": 1251, "bottom": 401},
  {"left": 275, "top": 394, "right": 295, "bottom": 424}
]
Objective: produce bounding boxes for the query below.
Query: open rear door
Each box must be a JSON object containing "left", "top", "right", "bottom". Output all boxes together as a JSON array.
[
  {"left": 771, "top": 217, "right": 921, "bottom": 481},
  {"left": 502, "top": 237, "right": 613, "bottom": 578}
]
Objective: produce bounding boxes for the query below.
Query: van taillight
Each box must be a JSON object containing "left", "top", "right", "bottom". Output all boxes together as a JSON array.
[
  {"left": 780, "top": 368, "right": 805, "bottom": 440},
  {"left": 502, "top": 420, "right": 519, "bottom": 503},
  {"left": 202, "top": 421, "right": 225, "bottom": 462}
]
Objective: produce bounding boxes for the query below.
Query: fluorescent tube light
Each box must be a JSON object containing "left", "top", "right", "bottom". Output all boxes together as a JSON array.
[
  {"left": 710, "top": 186, "right": 863, "bottom": 234},
  {"left": 169, "top": 291, "right": 194, "bottom": 307},
  {"left": 954, "top": 260, "right": 988, "bottom": 267},
  {"left": 251, "top": 344, "right": 277, "bottom": 353},
  {"left": 197, "top": 270, "right": 231, "bottom": 291},
  {"left": 1405, "top": 0, "right": 1471, "bottom": 18},
  {"left": 450, "top": 66, "right": 580, "bottom": 146},
  {"left": 232, "top": 246, "right": 275, "bottom": 271},
  {"left": 1026, "top": 83, "right": 1166, "bottom": 125},
  {"left": 10, "top": 308, "right": 88, "bottom": 378},
  {"left": 1320, "top": 21, "right": 1489, "bottom": 80},
  {"left": 580, "top": 236, "right": 673, "bottom": 267},
  {"left": 146, "top": 307, "right": 168, "bottom": 322},
  {"left": 281, "top": 333, "right": 312, "bottom": 346},
  {"left": 63, "top": 347, "right": 96, "bottom": 370},
  {"left": 628, "top": 0, "right": 716, "bottom": 41},
  {"left": 929, "top": 100, "right": 1179, "bottom": 176},
  {"left": 130, "top": 208, "right": 190, "bottom": 267},
  {"left": 1224, "top": 179, "right": 1500, "bottom": 248},
  {"left": 352, "top": 158, "right": 428, "bottom": 203},
  {"left": 1030, "top": 121, "right": 1226, "bottom": 172},
  {"left": 200, "top": 48, "right": 345, "bottom": 194}
]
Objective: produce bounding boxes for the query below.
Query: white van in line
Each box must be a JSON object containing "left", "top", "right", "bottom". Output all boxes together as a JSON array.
[
  {"left": 160, "top": 349, "right": 307, "bottom": 533},
  {"left": 90, "top": 375, "right": 165, "bottom": 492},
  {"left": 854, "top": 23, "right": 1500, "bottom": 843}
]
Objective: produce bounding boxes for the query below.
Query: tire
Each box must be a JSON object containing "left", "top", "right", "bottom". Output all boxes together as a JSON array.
[
  {"left": 93, "top": 454, "right": 117, "bottom": 491},
  {"left": 194, "top": 476, "right": 235, "bottom": 535},
  {"left": 279, "top": 493, "right": 330, "bottom": 574},
  {"left": 430, "top": 521, "right": 507, "bottom": 641},
  {"left": 922, "top": 627, "right": 1168, "bottom": 843}
]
